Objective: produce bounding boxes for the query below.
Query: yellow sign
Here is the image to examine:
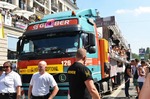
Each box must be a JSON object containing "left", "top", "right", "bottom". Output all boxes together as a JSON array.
[
  {"left": 19, "top": 64, "right": 63, "bottom": 74},
  {"left": 0, "top": 14, "right": 4, "bottom": 38}
]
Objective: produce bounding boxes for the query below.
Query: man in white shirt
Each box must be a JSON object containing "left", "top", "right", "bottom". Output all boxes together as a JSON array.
[
  {"left": 0, "top": 61, "right": 22, "bottom": 99},
  {"left": 28, "top": 61, "right": 59, "bottom": 99}
]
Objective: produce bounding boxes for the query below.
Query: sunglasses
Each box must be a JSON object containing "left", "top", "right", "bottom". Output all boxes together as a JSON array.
[{"left": 3, "top": 66, "right": 10, "bottom": 68}]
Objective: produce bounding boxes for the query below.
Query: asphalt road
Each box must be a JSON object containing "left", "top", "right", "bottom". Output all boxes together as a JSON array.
[{"left": 102, "top": 79, "right": 137, "bottom": 99}]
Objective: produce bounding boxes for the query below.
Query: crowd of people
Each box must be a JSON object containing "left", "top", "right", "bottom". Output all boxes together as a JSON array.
[
  {"left": 124, "top": 58, "right": 150, "bottom": 99},
  {"left": 0, "top": 7, "right": 40, "bottom": 30},
  {"left": 110, "top": 45, "right": 130, "bottom": 62},
  {"left": 1, "top": 47, "right": 150, "bottom": 99}
]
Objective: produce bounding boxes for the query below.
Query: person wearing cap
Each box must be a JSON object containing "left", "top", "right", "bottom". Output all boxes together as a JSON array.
[{"left": 0, "top": 61, "right": 22, "bottom": 99}]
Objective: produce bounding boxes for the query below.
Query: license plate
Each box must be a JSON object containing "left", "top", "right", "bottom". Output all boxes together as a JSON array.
[{"left": 19, "top": 64, "right": 63, "bottom": 74}]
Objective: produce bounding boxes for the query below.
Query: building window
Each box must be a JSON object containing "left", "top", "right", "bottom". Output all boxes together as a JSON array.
[
  {"left": 67, "top": 7, "right": 70, "bottom": 11},
  {"left": 7, "top": 36, "right": 18, "bottom": 59},
  {"left": 19, "top": 0, "right": 26, "bottom": 10},
  {"left": 33, "top": 1, "right": 45, "bottom": 13},
  {"left": 6, "top": 0, "right": 12, "bottom": 3},
  {"left": 58, "top": 1, "right": 63, "bottom": 12}
]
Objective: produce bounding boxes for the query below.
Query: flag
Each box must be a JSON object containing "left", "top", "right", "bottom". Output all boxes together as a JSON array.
[{"left": 0, "top": 14, "right": 4, "bottom": 38}]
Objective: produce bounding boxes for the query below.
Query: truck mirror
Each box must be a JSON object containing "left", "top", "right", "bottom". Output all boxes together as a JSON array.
[
  {"left": 17, "top": 39, "right": 21, "bottom": 55},
  {"left": 89, "top": 33, "right": 95, "bottom": 46},
  {"left": 82, "top": 33, "right": 88, "bottom": 47}
]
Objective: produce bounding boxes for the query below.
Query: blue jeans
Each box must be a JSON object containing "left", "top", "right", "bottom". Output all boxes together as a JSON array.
[
  {"left": 125, "top": 76, "right": 130, "bottom": 97},
  {"left": 138, "top": 82, "right": 143, "bottom": 90}
]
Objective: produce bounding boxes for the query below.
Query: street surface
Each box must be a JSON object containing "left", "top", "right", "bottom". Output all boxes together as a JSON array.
[{"left": 103, "top": 79, "right": 137, "bottom": 99}]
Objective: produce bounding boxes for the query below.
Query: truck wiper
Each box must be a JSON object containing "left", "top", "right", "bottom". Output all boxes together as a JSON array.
[
  {"left": 50, "top": 48, "right": 71, "bottom": 56},
  {"left": 21, "top": 52, "right": 37, "bottom": 56},
  {"left": 19, "top": 52, "right": 38, "bottom": 60}
]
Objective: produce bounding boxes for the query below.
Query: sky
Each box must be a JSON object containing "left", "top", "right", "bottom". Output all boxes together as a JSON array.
[{"left": 76, "top": 0, "right": 150, "bottom": 54}]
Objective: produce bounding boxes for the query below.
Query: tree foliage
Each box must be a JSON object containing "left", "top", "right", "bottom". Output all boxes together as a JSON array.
[
  {"left": 132, "top": 53, "right": 140, "bottom": 60},
  {"left": 146, "top": 47, "right": 150, "bottom": 54}
]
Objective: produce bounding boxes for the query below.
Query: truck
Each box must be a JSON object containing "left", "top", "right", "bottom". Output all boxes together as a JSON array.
[{"left": 17, "top": 9, "right": 130, "bottom": 99}]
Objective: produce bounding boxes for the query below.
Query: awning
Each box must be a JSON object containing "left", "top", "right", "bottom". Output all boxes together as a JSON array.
[
  {"left": 13, "top": 10, "right": 35, "bottom": 19},
  {"left": 0, "top": 1, "right": 17, "bottom": 10}
]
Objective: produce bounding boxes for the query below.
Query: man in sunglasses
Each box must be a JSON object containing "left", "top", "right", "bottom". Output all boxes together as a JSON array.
[{"left": 0, "top": 61, "right": 22, "bottom": 99}]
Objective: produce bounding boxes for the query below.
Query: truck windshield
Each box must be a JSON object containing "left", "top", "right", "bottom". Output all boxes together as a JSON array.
[{"left": 20, "top": 32, "right": 79, "bottom": 59}]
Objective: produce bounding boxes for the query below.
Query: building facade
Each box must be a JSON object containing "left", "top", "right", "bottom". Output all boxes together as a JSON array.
[{"left": 0, "top": 0, "right": 78, "bottom": 65}]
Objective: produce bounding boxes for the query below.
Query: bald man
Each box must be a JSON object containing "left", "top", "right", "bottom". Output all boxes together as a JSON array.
[
  {"left": 28, "top": 61, "right": 59, "bottom": 99},
  {"left": 67, "top": 48, "right": 101, "bottom": 99}
]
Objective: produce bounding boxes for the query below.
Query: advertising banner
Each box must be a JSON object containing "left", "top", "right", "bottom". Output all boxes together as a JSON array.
[
  {"left": 5, "top": 14, "right": 12, "bottom": 26},
  {"left": 139, "top": 48, "right": 145, "bottom": 54},
  {"left": 15, "top": 22, "right": 27, "bottom": 30}
]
